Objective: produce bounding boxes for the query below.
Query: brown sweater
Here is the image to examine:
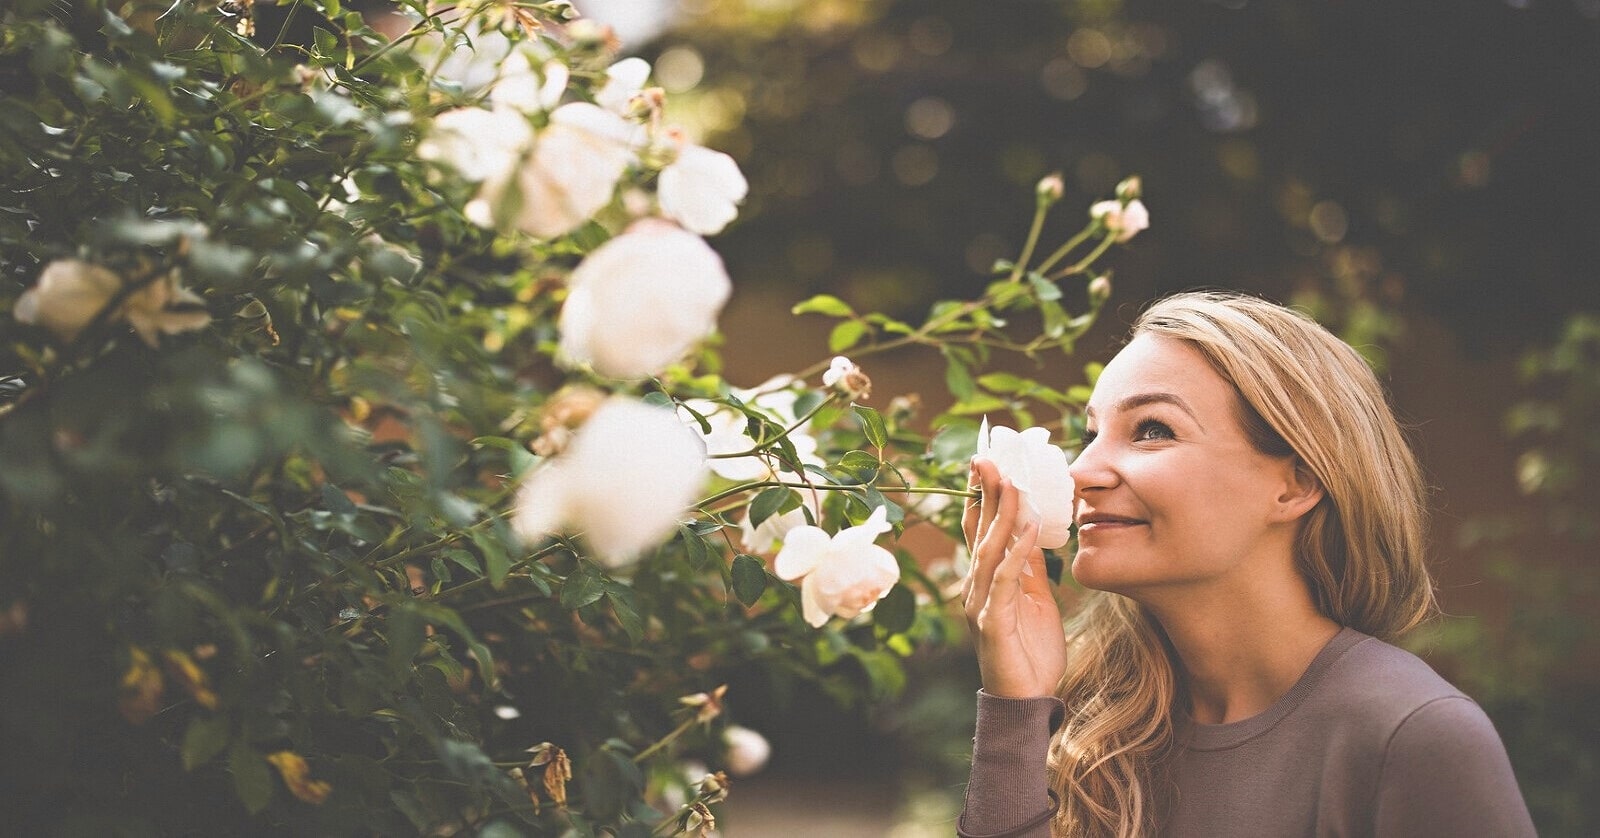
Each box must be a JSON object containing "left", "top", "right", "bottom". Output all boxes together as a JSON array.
[{"left": 959, "top": 628, "right": 1536, "bottom": 837}]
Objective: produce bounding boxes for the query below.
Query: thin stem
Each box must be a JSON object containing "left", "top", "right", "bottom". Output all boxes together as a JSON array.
[
  {"left": 1007, "top": 200, "right": 1051, "bottom": 284},
  {"left": 1047, "top": 233, "right": 1118, "bottom": 280},
  {"left": 632, "top": 716, "right": 698, "bottom": 764},
  {"left": 1035, "top": 224, "right": 1098, "bottom": 275}
]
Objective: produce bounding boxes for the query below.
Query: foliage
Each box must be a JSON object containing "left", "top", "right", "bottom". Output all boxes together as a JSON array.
[
  {"left": 0, "top": 2, "right": 1131, "bottom": 833},
  {"left": 1418, "top": 313, "right": 1600, "bottom": 835}
]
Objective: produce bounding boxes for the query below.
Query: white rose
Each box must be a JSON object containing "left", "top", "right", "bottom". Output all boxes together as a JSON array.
[
  {"left": 418, "top": 106, "right": 533, "bottom": 185},
  {"left": 513, "top": 397, "right": 709, "bottom": 567},
  {"left": 722, "top": 725, "right": 772, "bottom": 777},
  {"left": 595, "top": 57, "right": 652, "bottom": 115},
  {"left": 13, "top": 259, "right": 123, "bottom": 343},
  {"left": 1089, "top": 198, "right": 1150, "bottom": 243},
  {"left": 975, "top": 417, "right": 1076, "bottom": 549},
  {"left": 516, "top": 102, "right": 638, "bottom": 238},
  {"left": 491, "top": 51, "right": 569, "bottom": 114},
  {"left": 559, "top": 219, "right": 731, "bottom": 379},
  {"left": 658, "top": 142, "right": 748, "bottom": 235},
  {"left": 774, "top": 505, "right": 901, "bottom": 628}
]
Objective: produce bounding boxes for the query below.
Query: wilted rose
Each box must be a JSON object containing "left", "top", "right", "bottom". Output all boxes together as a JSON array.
[
  {"left": 976, "top": 418, "right": 1075, "bottom": 549},
  {"left": 1089, "top": 198, "right": 1150, "bottom": 243},
  {"left": 513, "top": 397, "right": 708, "bottom": 566},
  {"left": 658, "top": 138, "right": 749, "bottom": 235},
  {"left": 774, "top": 505, "right": 901, "bottom": 628},
  {"left": 14, "top": 260, "right": 209, "bottom": 346},
  {"left": 822, "top": 355, "right": 871, "bottom": 400},
  {"left": 558, "top": 219, "right": 731, "bottom": 379},
  {"left": 723, "top": 725, "right": 772, "bottom": 777}
]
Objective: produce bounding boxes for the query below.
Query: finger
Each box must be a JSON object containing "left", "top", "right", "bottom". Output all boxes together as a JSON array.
[
  {"left": 961, "top": 460, "right": 981, "bottom": 550},
  {"left": 987, "top": 518, "right": 1040, "bottom": 614},
  {"left": 967, "top": 477, "right": 1021, "bottom": 612},
  {"left": 1018, "top": 542, "right": 1053, "bottom": 599},
  {"left": 973, "top": 458, "right": 1003, "bottom": 545}
]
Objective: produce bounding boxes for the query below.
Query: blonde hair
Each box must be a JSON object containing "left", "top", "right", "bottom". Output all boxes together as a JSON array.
[{"left": 1050, "top": 290, "right": 1436, "bottom": 836}]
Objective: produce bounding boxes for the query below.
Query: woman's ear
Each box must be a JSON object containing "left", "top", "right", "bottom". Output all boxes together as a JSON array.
[{"left": 1271, "top": 458, "right": 1325, "bottom": 522}]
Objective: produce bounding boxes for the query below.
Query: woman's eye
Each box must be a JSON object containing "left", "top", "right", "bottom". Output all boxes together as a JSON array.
[
  {"left": 1135, "top": 419, "right": 1174, "bottom": 441},
  {"left": 1081, "top": 428, "right": 1098, "bottom": 445}
]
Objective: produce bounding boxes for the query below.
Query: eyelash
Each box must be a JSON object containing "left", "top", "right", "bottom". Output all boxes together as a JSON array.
[{"left": 1081, "top": 418, "right": 1175, "bottom": 446}]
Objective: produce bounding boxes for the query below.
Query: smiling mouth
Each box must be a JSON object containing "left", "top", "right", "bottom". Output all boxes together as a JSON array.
[{"left": 1076, "top": 516, "right": 1147, "bottom": 531}]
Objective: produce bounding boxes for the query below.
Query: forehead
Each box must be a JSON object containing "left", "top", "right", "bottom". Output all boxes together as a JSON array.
[{"left": 1087, "top": 334, "right": 1235, "bottom": 416}]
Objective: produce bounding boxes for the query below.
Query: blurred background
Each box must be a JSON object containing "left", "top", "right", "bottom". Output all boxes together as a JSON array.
[{"left": 576, "top": 1, "right": 1599, "bottom": 833}]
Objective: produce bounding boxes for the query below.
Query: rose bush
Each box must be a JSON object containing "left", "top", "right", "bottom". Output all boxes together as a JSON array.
[{"left": 0, "top": 1, "right": 1135, "bottom": 833}]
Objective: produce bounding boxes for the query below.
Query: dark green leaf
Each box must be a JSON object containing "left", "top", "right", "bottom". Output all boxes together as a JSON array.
[
  {"left": 749, "top": 487, "right": 794, "bottom": 528},
  {"left": 944, "top": 351, "right": 976, "bottom": 401},
  {"left": 386, "top": 604, "right": 427, "bottom": 674},
  {"left": 181, "top": 715, "right": 231, "bottom": 771},
  {"left": 470, "top": 529, "right": 512, "bottom": 586},
  {"left": 606, "top": 585, "right": 645, "bottom": 642},
  {"left": 229, "top": 743, "right": 273, "bottom": 814},
  {"left": 679, "top": 525, "right": 715, "bottom": 570},
  {"left": 731, "top": 554, "right": 768, "bottom": 606},
  {"left": 561, "top": 561, "right": 608, "bottom": 610},
  {"left": 874, "top": 583, "right": 915, "bottom": 634},
  {"left": 322, "top": 483, "right": 356, "bottom": 515}
]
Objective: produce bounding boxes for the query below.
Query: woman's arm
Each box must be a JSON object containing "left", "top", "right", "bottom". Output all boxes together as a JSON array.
[
  {"left": 1373, "top": 696, "right": 1536, "bottom": 837},
  {"left": 957, "top": 458, "right": 1073, "bottom": 836},
  {"left": 958, "top": 692, "right": 1065, "bottom": 838}
]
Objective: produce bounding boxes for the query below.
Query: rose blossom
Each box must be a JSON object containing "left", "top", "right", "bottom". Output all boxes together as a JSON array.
[
  {"left": 774, "top": 505, "right": 901, "bottom": 628},
  {"left": 558, "top": 219, "right": 731, "bottom": 379},
  {"left": 515, "top": 102, "right": 637, "bottom": 238},
  {"left": 594, "top": 57, "right": 652, "bottom": 115},
  {"left": 975, "top": 417, "right": 1076, "bottom": 549},
  {"left": 513, "top": 397, "right": 709, "bottom": 566},
  {"left": 658, "top": 139, "right": 749, "bottom": 235},
  {"left": 1089, "top": 198, "right": 1150, "bottom": 243},
  {"left": 722, "top": 725, "right": 772, "bottom": 777}
]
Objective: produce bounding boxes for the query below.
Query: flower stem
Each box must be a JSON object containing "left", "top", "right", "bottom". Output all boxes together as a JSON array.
[
  {"left": 633, "top": 716, "right": 699, "bottom": 764},
  {"left": 1007, "top": 201, "right": 1051, "bottom": 284},
  {"left": 1047, "top": 232, "right": 1118, "bottom": 280},
  {"left": 1034, "top": 224, "right": 1098, "bottom": 275}
]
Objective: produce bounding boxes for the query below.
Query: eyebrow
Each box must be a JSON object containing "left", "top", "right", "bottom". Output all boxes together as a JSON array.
[{"left": 1086, "top": 392, "right": 1204, "bottom": 430}]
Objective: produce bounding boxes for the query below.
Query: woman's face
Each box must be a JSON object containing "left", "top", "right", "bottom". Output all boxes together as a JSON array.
[{"left": 1069, "top": 334, "right": 1305, "bottom": 598}]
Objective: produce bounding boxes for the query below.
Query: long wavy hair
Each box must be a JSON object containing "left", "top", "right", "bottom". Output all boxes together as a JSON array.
[{"left": 1049, "top": 290, "right": 1437, "bottom": 836}]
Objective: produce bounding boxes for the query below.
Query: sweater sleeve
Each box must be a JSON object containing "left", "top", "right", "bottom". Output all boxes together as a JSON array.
[
  {"left": 957, "top": 690, "right": 1065, "bottom": 838},
  {"left": 1373, "top": 695, "right": 1536, "bottom": 838}
]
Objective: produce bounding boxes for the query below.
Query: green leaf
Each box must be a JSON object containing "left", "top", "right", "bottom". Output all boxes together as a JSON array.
[
  {"left": 679, "top": 525, "right": 715, "bottom": 570},
  {"left": 977, "top": 373, "right": 1028, "bottom": 393},
  {"left": 605, "top": 585, "right": 645, "bottom": 642},
  {"left": 838, "top": 449, "right": 881, "bottom": 477},
  {"left": 944, "top": 351, "right": 976, "bottom": 401},
  {"left": 828, "top": 319, "right": 868, "bottom": 352},
  {"left": 855, "top": 406, "right": 888, "bottom": 448},
  {"left": 791, "top": 294, "right": 854, "bottom": 317},
  {"left": 229, "top": 743, "right": 273, "bottom": 814},
  {"left": 561, "top": 561, "right": 607, "bottom": 610},
  {"left": 181, "top": 715, "right": 231, "bottom": 771},
  {"left": 749, "top": 487, "right": 794, "bottom": 528},
  {"left": 873, "top": 583, "right": 915, "bottom": 634},
  {"left": 442, "top": 548, "right": 482, "bottom": 577},
  {"left": 732, "top": 554, "right": 768, "bottom": 606},
  {"left": 470, "top": 530, "right": 511, "bottom": 586},
  {"left": 386, "top": 604, "right": 427, "bottom": 674},
  {"left": 1027, "top": 272, "right": 1063, "bottom": 301},
  {"left": 322, "top": 482, "right": 356, "bottom": 515}
]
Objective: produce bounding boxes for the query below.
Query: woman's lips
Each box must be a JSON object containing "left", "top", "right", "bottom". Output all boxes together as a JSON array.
[{"left": 1076, "top": 516, "right": 1146, "bottom": 533}]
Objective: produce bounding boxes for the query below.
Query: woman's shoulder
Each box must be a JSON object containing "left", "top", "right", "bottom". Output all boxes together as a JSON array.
[{"left": 1309, "top": 627, "right": 1479, "bottom": 730}]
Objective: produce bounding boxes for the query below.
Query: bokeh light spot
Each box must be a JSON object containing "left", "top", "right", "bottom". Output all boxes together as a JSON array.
[
  {"left": 891, "top": 145, "right": 939, "bottom": 186},
  {"left": 1309, "top": 200, "right": 1349, "bottom": 244},
  {"left": 655, "top": 46, "right": 705, "bottom": 93},
  {"left": 905, "top": 97, "right": 956, "bottom": 140}
]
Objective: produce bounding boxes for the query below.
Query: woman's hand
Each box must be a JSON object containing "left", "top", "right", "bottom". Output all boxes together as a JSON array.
[{"left": 961, "top": 457, "right": 1069, "bottom": 698}]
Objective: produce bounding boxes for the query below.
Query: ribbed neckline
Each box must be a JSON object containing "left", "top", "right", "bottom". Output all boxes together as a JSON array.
[{"left": 1179, "top": 626, "right": 1369, "bottom": 752}]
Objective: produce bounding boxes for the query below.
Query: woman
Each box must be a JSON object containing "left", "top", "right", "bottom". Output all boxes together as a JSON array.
[{"left": 958, "top": 291, "right": 1534, "bottom": 837}]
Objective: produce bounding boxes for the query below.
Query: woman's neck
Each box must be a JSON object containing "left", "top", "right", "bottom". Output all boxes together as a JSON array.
[{"left": 1150, "top": 597, "right": 1341, "bottom": 725}]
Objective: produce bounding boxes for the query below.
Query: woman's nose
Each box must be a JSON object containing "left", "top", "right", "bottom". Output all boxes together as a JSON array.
[{"left": 1068, "top": 436, "right": 1116, "bottom": 493}]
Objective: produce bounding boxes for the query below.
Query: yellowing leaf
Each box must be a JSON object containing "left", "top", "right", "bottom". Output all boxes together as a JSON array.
[{"left": 267, "top": 750, "right": 332, "bottom": 804}]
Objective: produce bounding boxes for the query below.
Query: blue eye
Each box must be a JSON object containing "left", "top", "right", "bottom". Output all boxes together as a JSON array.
[{"left": 1135, "top": 419, "right": 1174, "bottom": 441}]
